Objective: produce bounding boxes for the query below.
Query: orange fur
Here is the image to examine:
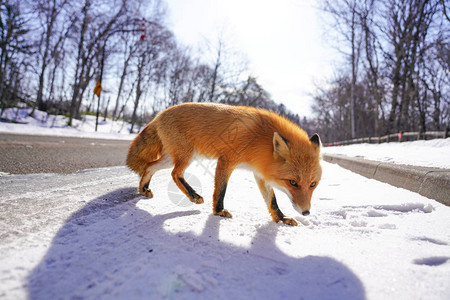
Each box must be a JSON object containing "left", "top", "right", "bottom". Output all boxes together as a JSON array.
[{"left": 127, "top": 102, "right": 322, "bottom": 225}]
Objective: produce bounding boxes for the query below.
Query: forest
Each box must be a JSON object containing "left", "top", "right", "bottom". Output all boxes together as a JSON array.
[
  {"left": 311, "top": 0, "right": 449, "bottom": 142},
  {"left": 0, "top": 0, "right": 301, "bottom": 133},
  {"left": 0, "top": 0, "right": 448, "bottom": 143}
]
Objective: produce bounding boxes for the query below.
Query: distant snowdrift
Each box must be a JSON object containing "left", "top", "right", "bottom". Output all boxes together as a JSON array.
[{"left": 0, "top": 108, "right": 136, "bottom": 140}]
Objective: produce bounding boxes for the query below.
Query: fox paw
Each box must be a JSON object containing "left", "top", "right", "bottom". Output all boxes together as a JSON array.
[
  {"left": 140, "top": 186, "right": 154, "bottom": 198},
  {"left": 282, "top": 218, "right": 298, "bottom": 226},
  {"left": 214, "top": 209, "right": 233, "bottom": 218},
  {"left": 190, "top": 194, "right": 204, "bottom": 204}
]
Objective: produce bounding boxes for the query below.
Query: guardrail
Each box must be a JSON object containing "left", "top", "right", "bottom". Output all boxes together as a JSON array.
[{"left": 325, "top": 131, "right": 448, "bottom": 147}]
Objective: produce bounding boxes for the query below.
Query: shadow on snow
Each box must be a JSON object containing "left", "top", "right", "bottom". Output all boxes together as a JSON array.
[{"left": 27, "top": 188, "right": 366, "bottom": 299}]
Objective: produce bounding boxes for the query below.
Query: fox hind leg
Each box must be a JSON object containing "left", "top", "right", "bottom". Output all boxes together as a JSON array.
[
  {"left": 254, "top": 173, "right": 297, "bottom": 226},
  {"left": 139, "top": 154, "right": 173, "bottom": 198}
]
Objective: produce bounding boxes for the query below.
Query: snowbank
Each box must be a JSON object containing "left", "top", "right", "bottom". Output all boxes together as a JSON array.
[{"left": 323, "top": 138, "right": 450, "bottom": 169}]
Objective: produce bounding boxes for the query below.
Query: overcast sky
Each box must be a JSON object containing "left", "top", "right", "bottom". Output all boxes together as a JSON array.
[{"left": 164, "top": 0, "right": 336, "bottom": 117}]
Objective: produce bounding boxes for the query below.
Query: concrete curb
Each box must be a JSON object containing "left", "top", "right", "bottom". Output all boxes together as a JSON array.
[{"left": 322, "top": 154, "right": 450, "bottom": 206}]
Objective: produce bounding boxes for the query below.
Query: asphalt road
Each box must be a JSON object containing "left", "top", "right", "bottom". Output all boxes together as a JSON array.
[{"left": 0, "top": 133, "right": 132, "bottom": 175}]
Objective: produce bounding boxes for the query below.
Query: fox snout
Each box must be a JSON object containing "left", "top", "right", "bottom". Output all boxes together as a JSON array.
[
  {"left": 290, "top": 197, "right": 312, "bottom": 217},
  {"left": 285, "top": 185, "right": 312, "bottom": 214}
]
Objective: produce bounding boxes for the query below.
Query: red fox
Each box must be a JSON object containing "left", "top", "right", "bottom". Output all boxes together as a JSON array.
[{"left": 127, "top": 103, "right": 322, "bottom": 226}]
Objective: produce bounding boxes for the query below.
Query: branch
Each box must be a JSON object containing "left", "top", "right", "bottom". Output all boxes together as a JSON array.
[{"left": 442, "top": 0, "right": 450, "bottom": 22}]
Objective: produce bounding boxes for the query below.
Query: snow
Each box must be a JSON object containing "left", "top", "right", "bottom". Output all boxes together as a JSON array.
[
  {"left": 1, "top": 161, "right": 450, "bottom": 299},
  {"left": 0, "top": 108, "right": 136, "bottom": 140},
  {"left": 323, "top": 138, "right": 450, "bottom": 169},
  {"left": 1, "top": 108, "right": 450, "bottom": 299}
]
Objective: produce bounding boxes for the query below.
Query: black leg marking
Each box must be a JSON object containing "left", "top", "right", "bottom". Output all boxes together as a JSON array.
[
  {"left": 271, "top": 194, "right": 285, "bottom": 221},
  {"left": 215, "top": 183, "right": 227, "bottom": 213},
  {"left": 142, "top": 182, "right": 150, "bottom": 192},
  {"left": 179, "top": 177, "right": 201, "bottom": 199}
]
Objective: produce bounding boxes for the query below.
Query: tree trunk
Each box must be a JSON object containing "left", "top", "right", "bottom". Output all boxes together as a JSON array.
[
  {"left": 112, "top": 44, "right": 133, "bottom": 120},
  {"left": 350, "top": 3, "right": 358, "bottom": 139},
  {"left": 130, "top": 58, "right": 144, "bottom": 133}
]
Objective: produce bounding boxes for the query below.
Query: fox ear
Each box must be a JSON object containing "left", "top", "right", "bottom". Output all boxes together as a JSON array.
[
  {"left": 310, "top": 133, "right": 321, "bottom": 147},
  {"left": 273, "top": 132, "right": 290, "bottom": 159}
]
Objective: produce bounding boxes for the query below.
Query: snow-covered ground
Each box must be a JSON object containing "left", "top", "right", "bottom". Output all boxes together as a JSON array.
[
  {"left": 1, "top": 108, "right": 449, "bottom": 299},
  {"left": 323, "top": 138, "right": 450, "bottom": 169},
  {"left": 1, "top": 160, "right": 449, "bottom": 299}
]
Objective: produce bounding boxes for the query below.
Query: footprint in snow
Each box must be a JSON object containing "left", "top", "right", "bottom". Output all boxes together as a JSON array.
[
  {"left": 350, "top": 220, "right": 368, "bottom": 228},
  {"left": 365, "top": 210, "right": 388, "bottom": 218},
  {"left": 374, "top": 203, "right": 434, "bottom": 214},
  {"left": 411, "top": 237, "right": 448, "bottom": 246},
  {"left": 319, "top": 197, "right": 334, "bottom": 201},
  {"left": 378, "top": 224, "right": 396, "bottom": 230},
  {"left": 413, "top": 257, "right": 450, "bottom": 266}
]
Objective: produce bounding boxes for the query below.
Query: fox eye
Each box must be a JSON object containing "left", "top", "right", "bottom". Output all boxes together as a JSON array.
[
  {"left": 289, "top": 179, "right": 298, "bottom": 187},
  {"left": 310, "top": 181, "right": 317, "bottom": 188}
]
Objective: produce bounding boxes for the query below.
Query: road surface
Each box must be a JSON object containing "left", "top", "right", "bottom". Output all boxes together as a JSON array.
[{"left": 0, "top": 133, "right": 131, "bottom": 174}]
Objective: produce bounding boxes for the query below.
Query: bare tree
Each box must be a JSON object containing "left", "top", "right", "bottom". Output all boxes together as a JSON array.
[
  {"left": 129, "top": 23, "right": 174, "bottom": 133},
  {"left": 67, "top": 0, "right": 131, "bottom": 126},
  {"left": 224, "top": 76, "right": 270, "bottom": 107},
  {"left": 203, "top": 31, "right": 248, "bottom": 103},
  {"left": 31, "top": 0, "right": 69, "bottom": 114},
  {"left": 111, "top": 31, "right": 138, "bottom": 121},
  {"left": 312, "top": 0, "right": 448, "bottom": 142},
  {"left": 0, "top": 0, "right": 32, "bottom": 116},
  {"left": 189, "top": 62, "right": 213, "bottom": 103},
  {"left": 1, "top": 0, "right": 306, "bottom": 137},
  {"left": 383, "top": 0, "right": 441, "bottom": 133},
  {"left": 321, "top": 0, "right": 364, "bottom": 138},
  {"left": 360, "top": 0, "right": 386, "bottom": 135},
  {"left": 208, "top": 37, "right": 222, "bottom": 102}
]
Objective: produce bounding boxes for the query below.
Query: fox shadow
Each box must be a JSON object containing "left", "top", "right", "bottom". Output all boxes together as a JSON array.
[{"left": 27, "top": 188, "right": 366, "bottom": 299}]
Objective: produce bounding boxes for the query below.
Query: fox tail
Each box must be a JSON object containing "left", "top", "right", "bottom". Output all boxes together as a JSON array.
[{"left": 126, "top": 121, "right": 163, "bottom": 176}]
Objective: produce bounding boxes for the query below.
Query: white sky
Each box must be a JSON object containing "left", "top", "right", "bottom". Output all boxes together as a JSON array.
[{"left": 164, "top": 0, "right": 336, "bottom": 117}]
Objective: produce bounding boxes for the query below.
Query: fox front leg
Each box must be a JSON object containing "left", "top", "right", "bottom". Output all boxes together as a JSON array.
[
  {"left": 213, "top": 157, "right": 233, "bottom": 218},
  {"left": 254, "top": 173, "right": 298, "bottom": 226},
  {"left": 270, "top": 193, "right": 298, "bottom": 226}
]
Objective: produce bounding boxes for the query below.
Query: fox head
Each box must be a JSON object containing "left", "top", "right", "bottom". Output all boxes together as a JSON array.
[{"left": 270, "top": 132, "right": 322, "bottom": 216}]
